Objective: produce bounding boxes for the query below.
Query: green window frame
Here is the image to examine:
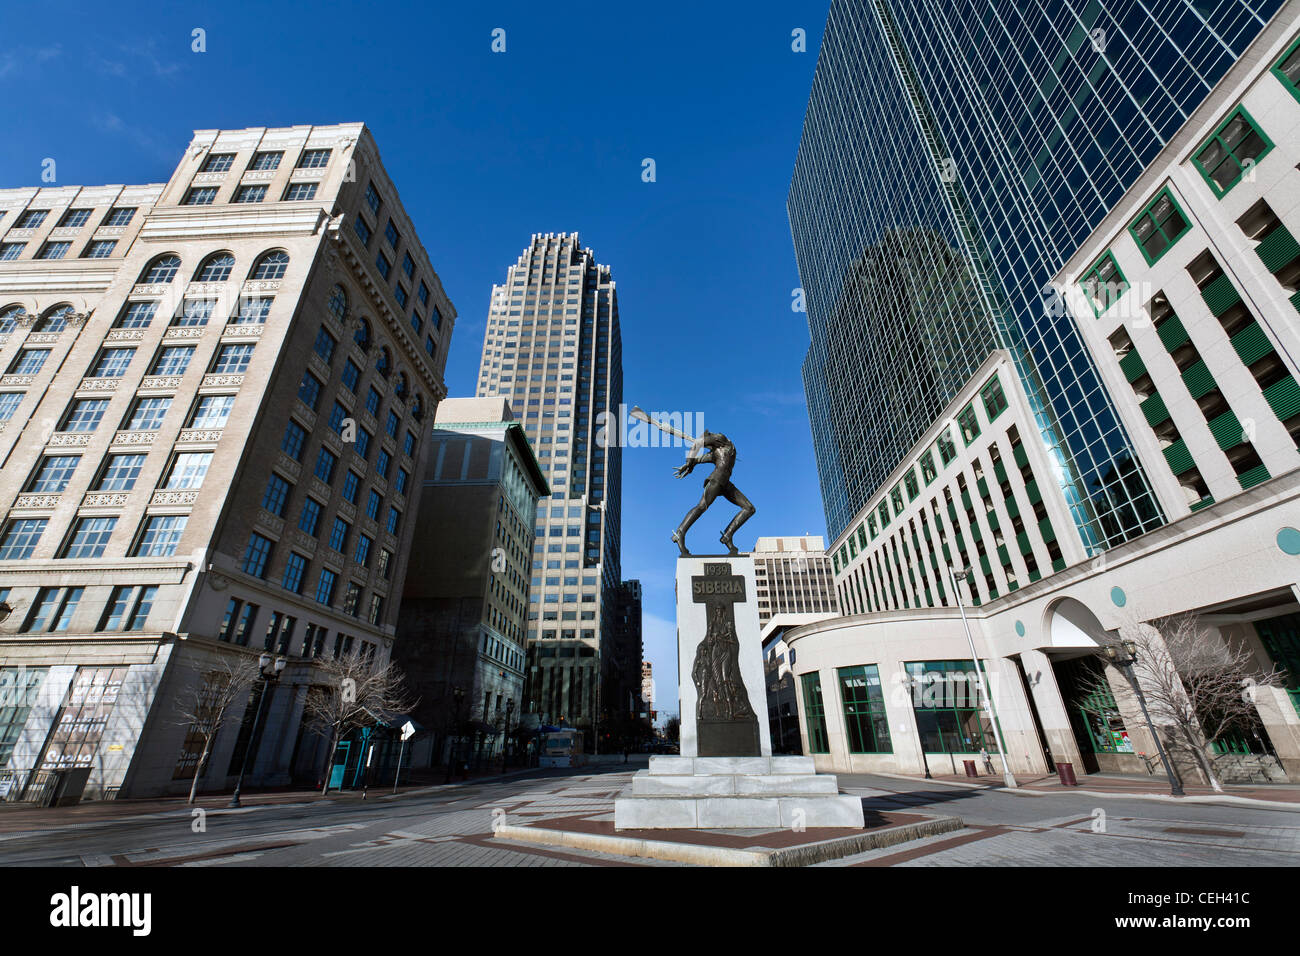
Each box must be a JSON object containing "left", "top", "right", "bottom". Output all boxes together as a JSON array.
[
  {"left": 903, "top": 467, "right": 919, "bottom": 500},
  {"left": 801, "top": 672, "right": 830, "bottom": 754},
  {"left": 877, "top": 500, "right": 891, "bottom": 530},
  {"left": 1128, "top": 185, "right": 1190, "bottom": 265},
  {"left": 905, "top": 660, "right": 1000, "bottom": 755},
  {"left": 1192, "top": 105, "right": 1274, "bottom": 198},
  {"left": 1274, "top": 34, "right": 1300, "bottom": 104},
  {"left": 980, "top": 376, "right": 1008, "bottom": 421},
  {"left": 857, "top": 524, "right": 868, "bottom": 549},
  {"left": 1080, "top": 250, "right": 1128, "bottom": 316},
  {"left": 868, "top": 513, "right": 878, "bottom": 538},
  {"left": 919, "top": 449, "right": 938, "bottom": 484},
  {"left": 956, "top": 403, "right": 981, "bottom": 445},
  {"left": 837, "top": 665, "right": 893, "bottom": 754},
  {"left": 936, "top": 428, "right": 957, "bottom": 464},
  {"left": 890, "top": 484, "right": 905, "bottom": 516}
]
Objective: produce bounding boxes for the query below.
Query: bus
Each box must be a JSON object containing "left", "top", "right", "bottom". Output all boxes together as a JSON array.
[{"left": 539, "top": 729, "right": 585, "bottom": 768}]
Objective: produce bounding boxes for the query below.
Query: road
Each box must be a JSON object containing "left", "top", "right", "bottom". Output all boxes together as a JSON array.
[{"left": 0, "top": 767, "right": 1297, "bottom": 866}]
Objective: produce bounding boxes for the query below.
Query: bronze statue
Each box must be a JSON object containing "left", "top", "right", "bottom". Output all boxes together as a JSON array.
[{"left": 627, "top": 407, "right": 756, "bottom": 556}]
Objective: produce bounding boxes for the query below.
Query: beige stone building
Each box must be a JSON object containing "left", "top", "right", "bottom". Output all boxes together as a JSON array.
[
  {"left": 0, "top": 123, "right": 455, "bottom": 799},
  {"left": 751, "top": 535, "right": 839, "bottom": 626}
]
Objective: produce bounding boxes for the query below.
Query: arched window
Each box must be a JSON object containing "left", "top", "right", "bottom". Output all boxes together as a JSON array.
[
  {"left": 327, "top": 285, "right": 347, "bottom": 322},
  {"left": 195, "top": 252, "right": 236, "bottom": 282},
  {"left": 140, "top": 254, "right": 181, "bottom": 284},
  {"left": 353, "top": 317, "right": 371, "bottom": 352},
  {"left": 394, "top": 371, "right": 408, "bottom": 401},
  {"left": 0, "top": 305, "right": 27, "bottom": 334},
  {"left": 250, "top": 250, "right": 289, "bottom": 280},
  {"left": 376, "top": 347, "right": 392, "bottom": 379},
  {"left": 34, "top": 304, "right": 74, "bottom": 332}
]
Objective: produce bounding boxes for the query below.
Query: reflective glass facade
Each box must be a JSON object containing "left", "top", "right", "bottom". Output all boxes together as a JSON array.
[{"left": 790, "top": 0, "right": 1283, "bottom": 546}]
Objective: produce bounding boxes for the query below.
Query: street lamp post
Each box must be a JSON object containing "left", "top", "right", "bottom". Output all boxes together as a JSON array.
[
  {"left": 229, "top": 653, "right": 287, "bottom": 808},
  {"left": 501, "top": 699, "right": 514, "bottom": 774},
  {"left": 903, "top": 672, "right": 933, "bottom": 779},
  {"left": 444, "top": 685, "right": 464, "bottom": 785},
  {"left": 947, "top": 566, "right": 1017, "bottom": 788},
  {"left": 1104, "top": 639, "right": 1184, "bottom": 796}
]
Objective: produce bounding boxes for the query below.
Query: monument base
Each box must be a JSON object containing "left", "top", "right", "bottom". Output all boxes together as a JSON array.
[{"left": 614, "top": 755, "right": 866, "bottom": 830}]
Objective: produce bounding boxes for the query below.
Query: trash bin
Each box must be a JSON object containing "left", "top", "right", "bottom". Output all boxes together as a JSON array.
[
  {"left": 963, "top": 759, "right": 978, "bottom": 778},
  {"left": 1057, "top": 762, "right": 1077, "bottom": 787}
]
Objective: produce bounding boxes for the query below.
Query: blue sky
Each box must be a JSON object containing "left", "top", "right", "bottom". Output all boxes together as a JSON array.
[{"left": 0, "top": 0, "right": 832, "bottom": 716}]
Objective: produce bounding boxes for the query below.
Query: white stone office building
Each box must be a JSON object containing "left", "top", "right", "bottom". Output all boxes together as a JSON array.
[
  {"left": 752, "top": 535, "right": 839, "bottom": 626},
  {"left": 475, "top": 233, "right": 626, "bottom": 741},
  {"left": 0, "top": 123, "right": 455, "bottom": 799},
  {"left": 786, "top": 16, "right": 1300, "bottom": 785}
]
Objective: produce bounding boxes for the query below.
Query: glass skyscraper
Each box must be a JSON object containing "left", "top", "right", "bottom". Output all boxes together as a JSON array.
[
  {"left": 475, "top": 233, "right": 625, "bottom": 739},
  {"left": 790, "top": 0, "right": 1285, "bottom": 547}
]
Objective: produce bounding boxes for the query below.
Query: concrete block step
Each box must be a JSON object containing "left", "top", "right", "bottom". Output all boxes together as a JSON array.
[
  {"left": 630, "top": 772, "right": 839, "bottom": 796},
  {"left": 614, "top": 793, "right": 866, "bottom": 830},
  {"left": 647, "top": 756, "right": 816, "bottom": 776}
]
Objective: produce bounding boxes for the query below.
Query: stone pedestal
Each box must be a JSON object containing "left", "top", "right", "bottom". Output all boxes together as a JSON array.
[
  {"left": 614, "top": 756, "right": 865, "bottom": 829},
  {"left": 613, "top": 555, "right": 862, "bottom": 830}
]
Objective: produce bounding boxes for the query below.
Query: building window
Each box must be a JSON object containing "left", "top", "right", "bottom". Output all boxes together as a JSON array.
[
  {"left": 297, "top": 148, "right": 331, "bottom": 168},
  {"left": 366, "top": 489, "right": 382, "bottom": 520},
  {"left": 956, "top": 403, "right": 981, "bottom": 445},
  {"left": 1193, "top": 105, "right": 1273, "bottom": 198},
  {"left": 1129, "top": 186, "right": 1190, "bottom": 264},
  {"left": 63, "top": 517, "right": 117, "bottom": 559},
  {"left": 365, "top": 386, "right": 382, "bottom": 416},
  {"left": 385, "top": 221, "right": 400, "bottom": 248},
  {"left": 251, "top": 250, "right": 289, "bottom": 280},
  {"left": 355, "top": 533, "right": 372, "bottom": 567},
  {"left": 16, "top": 209, "right": 48, "bottom": 228},
  {"left": 250, "top": 151, "right": 283, "bottom": 171},
  {"left": 37, "top": 666, "right": 127, "bottom": 769},
  {"left": 0, "top": 306, "right": 25, "bottom": 333},
  {"left": 0, "top": 666, "right": 48, "bottom": 764},
  {"left": 59, "top": 208, "right": 93, "bottom": 228},
  {"left": 299, "top": 497, "right": 324, "bottom": 536},
  {"left": 83, "top": 240, "right": 117, "bottom": 258},
  {"left": 233, "top": 185, "right": 267, "bottom": 204},
  {"left": 327, "top": 285, "right": 348, "bottom": 322},
  {"left": 282, "top": 419, "right": 308, "bottom": 459},
  {"left": 375, "top": 448, "right": 391, "bottom": 479},
  {"left": 28, "top": 455, "right": 80, "bottom": 493},
  {"left": 283, "top": 182, "right": 317, "bottom": 201},
  {"left": 298, "top": 371, "right": 323, "bottom": 411},
  {"left": 905, "top": 660, "right": 998, "bottom": 754},
  {"left": 37, "top": 241, "right": 72, "bottom": 260},
  {"left": 367, "top": 594, "right": 383, "bottom": 626},
  {"left": 980, "top": 376, "right": 1008, "bottom": 421},
  {"left": 174, "top": 298, "right": 215, "bottom": 327},
  {"left": 163, "top": 452, "right": 212, "bottom": 489},
  {"left": 838, "top": 665, "right": 892, "bottom": 753},
  {"left": 341, "top": 359, "right": 360, "bottom": 392},
  {"left": 212, "top": 343, "right": 255, "bottom": 373},
  {"left": 140, "top": 254, "right": 182, "bottom": 284},
  {"left": 354, "top": 216, "right": 372, "bottom": 245},
  {"left": 378, "top": 549, "right": 392, "bottom": 579},
  {"left": 315, "top": 568, "right": 338, "bottom": 605},
  {"left": 261, "top": 472, "right": 292, "bottom": 516},
  {"left": 394, "top": 468, "right": 409, "bottom": 496},
  {"left": 375, "top": 253, "right": 391, "bottom": 280},
  {"left": 314, "top": 326, "right": 337, "bottom": 364},
  {"left": 104, "top": 207, "right": 135, "bottom": 226},
  {"left": 183, "top": 187, "right": 218, "bottom": 205},
  {"left": 328, "top": 517, "right": 350, "bottom": 553},
  {"left": 242, "top": 532, "right": 275, "bottom": 577},
  {"left": 283, "top": 552, "right": 309, "bottom": 594},
  {"left": 233, "top": 295, "right": 273, "bottom": 324},
  {"left": 201, "top": 152, "right": 235, "bottom": 172},
  {"left": 96, "top": 454, "right": 145, "bottom": 491},
  {"left": 0, "top": 243, "right": 25, "bottom": 261},
  {"left": 0, "top": 518, "right": 47, "bottom": 559},
  {"left": 10, "top": 349, "right": 49, "bottom": 375},
  {"left": 126, "top": 397, "right": 172, "bottom": 430},
  {"left": 403, "top": 430, "right": 417, "bottom": 457},
  {"left": 89, "top": 347, "right": 135, "bottom": 378},
  {"left": 1080, "top": 250, "right": 1128, "bottom": 316},
  {"left": 151, "top": 345, "right": 194, "bottom": 376},
  {"left": 365, "top": 182, "right": 381, "bottom": 215},
  {"left": 314, "top": 446, "right": 338, "bottom": 483},
  {"left": 386, "top": 506, "right": 401, "bottom": 535},
  {"left": 189, "top": 394, "right": 234, "bottom": 429},
  {"left": 800, "top": 672, "right": 830, "bottom": 754},
  {"left": 355, "top": 427, "right": 372, "bottom": 460},
  {"left": 134, "top": 515, "right": 187, "bottom": 557}
]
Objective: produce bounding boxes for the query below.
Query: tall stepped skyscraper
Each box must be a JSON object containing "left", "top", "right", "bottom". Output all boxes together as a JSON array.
[{"left": 475, "top": 233, "right": 624, "bottom": 743}]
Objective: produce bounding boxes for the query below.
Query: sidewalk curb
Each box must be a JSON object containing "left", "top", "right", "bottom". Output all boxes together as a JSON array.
[{"left": 860, "top": 771, "right": 1300, "bottom": 811}]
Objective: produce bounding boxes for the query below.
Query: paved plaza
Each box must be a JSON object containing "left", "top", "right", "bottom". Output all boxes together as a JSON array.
[{"left": 0, "top": 766, "right": 1297, "bottom": 867}]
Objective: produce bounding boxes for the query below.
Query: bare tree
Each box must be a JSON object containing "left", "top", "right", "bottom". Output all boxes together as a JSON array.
[
  {"left": 301, "top": 652, "right": 418, "bottom": 794},
  {"left": 1085, "top": 614, "right": 1284, "bottom": 792},
  {"left": 664, "top": 715, "right": 680, "bottom": 744},
  {"left": 172, "top": 655, "right": 263, "bottom": 804}
]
